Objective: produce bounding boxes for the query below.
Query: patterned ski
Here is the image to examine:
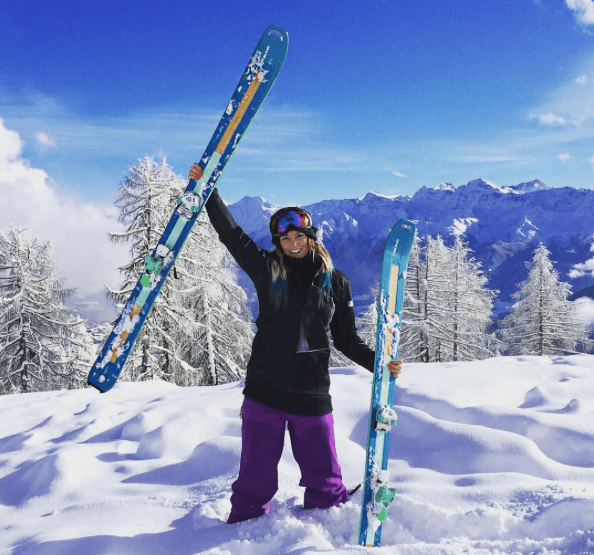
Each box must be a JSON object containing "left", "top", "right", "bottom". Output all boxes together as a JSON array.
[
  {"left": 88, "top": 25, "right": 289, "bottom": 392},
  {"left": 358, "top": 219, "right": 416, "bottom": 547}
]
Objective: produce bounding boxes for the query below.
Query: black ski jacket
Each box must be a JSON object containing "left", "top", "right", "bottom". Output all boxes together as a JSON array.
[{"left": 205, "top": 189, "right": 375, "bottom": 415}]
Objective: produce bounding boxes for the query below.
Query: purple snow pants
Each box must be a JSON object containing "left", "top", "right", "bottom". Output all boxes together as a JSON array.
[{"left": 227, "top": 397, "right": 349, "bottom": 524}]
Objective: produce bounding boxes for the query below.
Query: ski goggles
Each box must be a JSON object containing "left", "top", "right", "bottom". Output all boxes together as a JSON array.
[{"left": 270, "top": 209, "right": 313, "bottom": 236}]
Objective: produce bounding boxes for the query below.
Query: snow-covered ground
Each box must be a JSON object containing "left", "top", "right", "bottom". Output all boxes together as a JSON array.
[{"left": 2, "top": 356, "right": 594, "bottom": 555}]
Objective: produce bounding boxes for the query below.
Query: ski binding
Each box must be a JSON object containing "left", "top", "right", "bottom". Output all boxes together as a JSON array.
[
  {"left": 366, "top": 468, "right": 397, "bottom": 532},
  {"left": 141, "top": 244, "right": 171, "bottom": 288},
  {"left": 374, "top": 405, "right": 398, "bottom": 432},
  {"left": 176, "top": 193, "right": 202, "bottom": 220}
]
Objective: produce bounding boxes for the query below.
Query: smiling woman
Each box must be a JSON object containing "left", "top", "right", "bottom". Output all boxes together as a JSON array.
[{"left": 188, "top": 162, "right": 402, "bottom": 525}]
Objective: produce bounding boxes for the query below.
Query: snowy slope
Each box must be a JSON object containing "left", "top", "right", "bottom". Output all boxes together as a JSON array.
[
  {"left": 227, "top": 179, "right": 594, "bottom": 313},
  {"left": 2, "top": 356, "right": 594, "bottom": 554}
]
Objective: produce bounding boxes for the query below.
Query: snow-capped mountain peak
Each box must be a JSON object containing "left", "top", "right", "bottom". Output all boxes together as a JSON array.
[
  {"left": 434, "top": 183, "right": 456, "bottom": 192},
  {"left": 226, "top": 195, "right": 278, "bottom": 236},
  {"left": 464, "top": 178, "right": 519, "bottom": 194},
  {"left": 509, "top": 179, "right": 551, "bottom": 194}
]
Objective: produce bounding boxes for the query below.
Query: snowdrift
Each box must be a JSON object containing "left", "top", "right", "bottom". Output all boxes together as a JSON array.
[{"left": 1, "top": 356, "right": 594, "bottom": 554}]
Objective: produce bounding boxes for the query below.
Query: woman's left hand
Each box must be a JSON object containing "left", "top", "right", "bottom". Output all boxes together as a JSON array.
[{"left": 388, "top": 359, "right": 402, "bottom": 378}]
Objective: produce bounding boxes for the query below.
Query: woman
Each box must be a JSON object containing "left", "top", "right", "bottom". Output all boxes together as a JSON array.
[{"left": 190, "top": 164, "right": 401, "bottom": 524}]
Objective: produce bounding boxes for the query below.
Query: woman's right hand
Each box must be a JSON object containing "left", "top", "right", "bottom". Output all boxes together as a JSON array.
[{"left": 188, "top": 163, "right": 203, "bottom": 181}]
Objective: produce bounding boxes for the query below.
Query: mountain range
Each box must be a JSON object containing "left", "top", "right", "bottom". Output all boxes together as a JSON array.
[{"left": 227, "top": 178, "right": 594, "bottom": 316}]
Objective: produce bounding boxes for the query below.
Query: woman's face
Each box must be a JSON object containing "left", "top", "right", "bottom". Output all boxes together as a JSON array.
[{"left": 279, "top": 230, "right": 310, "bottom": 258}]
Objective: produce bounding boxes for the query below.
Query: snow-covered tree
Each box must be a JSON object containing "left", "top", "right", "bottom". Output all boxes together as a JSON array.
[
  {"left": 419, "top": 235, "right": 456, "bottom": 362},
  {"left": 500, "top": 243, "right": 592, "bottom": 356},
  {"left": 65, "top": 320, "right": 97, "bottom": 389},
  {"left": 359, "top": 237, "right": 431, "bottom": 362},
  {"left": 0, "top": 228, "right": 94, "bottom": 394},
  {"left": 357, "top": 286, "right": 379, "bottom": 350},
  {"left": 328, "top": 341, "right": 353, "bottom": 368},
  {"left": 175, "top": 211, "right": 253, "bottom": 386},
  {"left": 445, "top": 237, "right": 497, "bottom": 361},
  {"left": 357, "top": 237, "right": 432, "bottom": 362}
]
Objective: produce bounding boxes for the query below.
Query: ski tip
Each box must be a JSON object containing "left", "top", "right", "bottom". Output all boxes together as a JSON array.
[
  {"left": 395, "top": 219, "right": 416, "bottom": 234},
  {"left": 264, "top": 24, "right": 289, "bottom": 43}
]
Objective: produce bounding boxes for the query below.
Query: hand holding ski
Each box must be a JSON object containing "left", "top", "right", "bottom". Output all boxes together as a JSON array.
[
  {"left": 387, "top": 359, "right": 402, "bottom": 378},
  {"left": 188, "top": 163, "right": 203, "bottom": 181}
]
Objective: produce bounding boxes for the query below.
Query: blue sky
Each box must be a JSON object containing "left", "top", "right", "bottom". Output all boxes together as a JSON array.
[{"left": 2, "top": 0, "right": 594, "bottom": 209}]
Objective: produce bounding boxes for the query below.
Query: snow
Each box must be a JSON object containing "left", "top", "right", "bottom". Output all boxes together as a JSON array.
[
  {"left": 362, "top": 191, "right": 402, "bottom": 200},
  {"left": 434, "top": 183, "right": 456, "bottom": 192},
  {"left": 448, "top": 217, "right": 478, "bottom": 237},
  {"left": 1, "top": 356, "right": 594, "bottom": 554}
]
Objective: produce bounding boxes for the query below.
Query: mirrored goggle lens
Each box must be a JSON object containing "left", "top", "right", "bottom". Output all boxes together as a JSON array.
[{"left": 275, "top": 211, "right": 310, "bottom": 234}]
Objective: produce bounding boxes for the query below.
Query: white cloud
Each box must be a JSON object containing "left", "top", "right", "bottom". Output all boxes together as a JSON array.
[
  {"left": 591, "top": 153, "right": 594, "bottom": 166},
  {"left": 0, "top": 118, "right": 127, "bottom": 293},
  {"left": 569, "top": 260, "right": 594, "bottom": 278},
  {"left": 0, "top": 121, "right": 22, "bottom": 159},
  {"left": 392, "top": 171, "right": 407, "bottom": 178},
  {"left": 34, "top": 131, "right": 56, "bottom": 149},
  {"left": 566, "top": 0, "right": 594, "bottom": 25},
  {"left": 537, "top": 113, "right": 568, "bottom": 126},
  {"left": 575, "top": 74, "right": 589, "bottom": 84},
  {"left": 569, "top": 241, "right": 594, "bottom": 278},
  {"left": 574, "top": 297, "right": 594, "bottom": 326},
  {"left": 558, "top": 153, "right": 572, "bottom": 162}
]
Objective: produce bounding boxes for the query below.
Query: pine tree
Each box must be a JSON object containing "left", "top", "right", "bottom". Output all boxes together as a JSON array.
[
  {"left": 64, "top": 320, "right": 97, "bottom": 389},
  {"left": 360, "top": 236, "right": 433, "bottom": 362},
  {"left": 0, "top": 228, "right": 94, "bottom": 394},
  {"left": 357, "top": 286, "right": 379, "bottom": 350},
  {"left": 423, "top": 236, "right": 456, "bottom": 362},
  {"left": 445, "top": 237, "right": 497, "bottom": 360},
  {"left": 176, "top": 210, "right": 253, "bottom": 386},
  {"left": 500, "top": 243, "right": 592, "bottom": 356}
]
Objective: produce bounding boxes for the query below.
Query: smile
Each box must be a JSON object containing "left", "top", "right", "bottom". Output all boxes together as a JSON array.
[{"left": 290, "top": 249, "right": 302, "bottom": 254}]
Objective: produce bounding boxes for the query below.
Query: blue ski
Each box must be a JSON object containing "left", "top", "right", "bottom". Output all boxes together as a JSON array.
[
  {"left": 358, "top": 219, "right": 416, "bottom": 547},
  {"left": 88, "top": 25, "right": 289, "bottom": 392}
]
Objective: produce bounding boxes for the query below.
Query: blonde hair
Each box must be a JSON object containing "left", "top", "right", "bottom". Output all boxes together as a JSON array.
[{"left": 271, "top": 238, "right": 333, "bottom": 283}]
